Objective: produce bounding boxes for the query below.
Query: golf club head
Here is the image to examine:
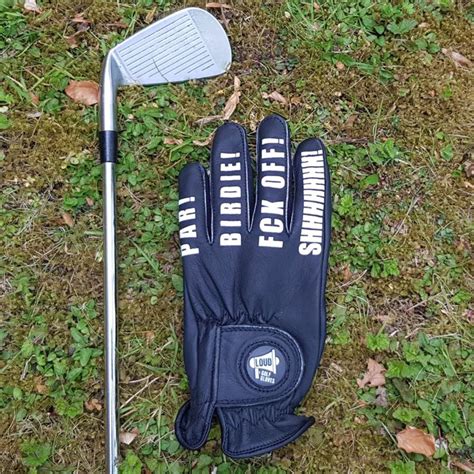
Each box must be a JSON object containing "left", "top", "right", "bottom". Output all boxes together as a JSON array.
[{"left": 100, "top": 7, "right": 232, "bottom": 131}]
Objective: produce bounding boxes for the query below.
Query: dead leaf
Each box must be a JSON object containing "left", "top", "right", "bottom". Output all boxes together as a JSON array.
[
  {"left": 195, "top": 77, "right": 240, "bottom": 126},
  {"left": 163, "top": 137, "right": 183, "bottom": 146},
  {"left": 24, "top": 0, "right": 41, "bottom": 13},
  {"left": 418, "top": 22, "right": 429, "bottom": 29},
  {"left": 375, "top": 314, "right": 392, "bottom": 323},
  {"left": 357, "top": 358, "right": 386, "bottom": 388},
  {"left": 442, "top": 48, "right": 472, "bottom": 68},
  {"left": 62, "top": 212, "right": 74, "bottom": 228},
  {"left": 222, "top": 76, "right": 241, "bottom": 119},
  {"left": 374, "top": 387, "right": 388, "bottom": 407},
  {"left": 193, "top": 133, "right": 214, "bottom": 147},
  {"left": 206, "top": 2, "right": 233, "bottom": 9},
  {"left": 85, "top": 398, "right": 102, "bottom": 412},
  {"left": 119, "top": 428, "right": 139, "bottom": 445},
  {"left": 65, "top": 80, "right": 99, "bottom": 106},
  {"left": 85, "top": 197, "right": 94, "bottom": 206},
  {"left": 30, "top": 92, "right": 39, "bottom": 105},
  {"left": 330, "top": 362, "right": 343, "bottom": 373},
  {"left": 335, "top": 61, "right": 345, "bottom": 71},
  {"left": 144, "top": 331, "right": 155, "bottom": 345},
  {"left": 344, "top": 114, "right": 357, "bottom": 129},
  {"left": 465, "top": 161, "right": 474, "bottom": 178},
  {"left": 342, "top": 265, "right": 352, "bottom": 282},
  {"left": 66, "top": 35, "right": 79, "bottom": 47},
  {"left": 106, "top": 21, "right": 128, "bottom": 29},
  {"left": 452, "top": 459, "right": 474, "bottom": 473},
  {"left": 396, "top": 426, "right": 436, "bottom": 457},
  {"left": 72, "top": 13, "right": 90, "bottom": 25},
  {"left": 35, "top": 378, "right": 47, "bottom": 394},
  {"left": 145, "top": 7, "right": 157, "bottom": 24},
  {"left": 262, "top": 91, "right": 288, "bottom": 105},
  {"left": 290, "top": 96, "right": 302, "bottom": 106},
  {"left": 195, "top": 114, "right": 223, "bottom": 126}
]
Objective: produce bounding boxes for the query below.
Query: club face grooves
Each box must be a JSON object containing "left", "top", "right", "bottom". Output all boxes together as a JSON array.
[{"left": 112, "top": 8, "right": 231, "bottom": 86}]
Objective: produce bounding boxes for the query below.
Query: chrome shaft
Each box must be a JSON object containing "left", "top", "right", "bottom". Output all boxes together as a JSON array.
[{"left": 103, "top": 162, "right": 119, "bottom": 474}]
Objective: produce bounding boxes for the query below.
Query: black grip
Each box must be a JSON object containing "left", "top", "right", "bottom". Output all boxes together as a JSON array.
[{"left": 99, "top": 131, "right": 118, "bottom": 163}]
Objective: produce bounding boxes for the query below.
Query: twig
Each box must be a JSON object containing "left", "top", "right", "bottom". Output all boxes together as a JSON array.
[{"left": 120, "top": 376, "right": 160, "bottom": 409}]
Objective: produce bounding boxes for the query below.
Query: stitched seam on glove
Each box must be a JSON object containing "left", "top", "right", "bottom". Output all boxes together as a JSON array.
[{"left": 220, "top": 411, "right": 314, "bottom": 457}]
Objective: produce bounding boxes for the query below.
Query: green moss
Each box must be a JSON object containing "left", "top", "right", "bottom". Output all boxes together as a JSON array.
[{"left": 0, "top": 0, "right": 472, "bottom": 471}]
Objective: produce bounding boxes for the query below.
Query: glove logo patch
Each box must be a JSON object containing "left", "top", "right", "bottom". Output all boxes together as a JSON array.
[{"left": 246, "top": 345, "right": 286, "bottom": 387}]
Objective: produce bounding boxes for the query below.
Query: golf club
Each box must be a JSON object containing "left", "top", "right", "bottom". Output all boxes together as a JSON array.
[{"left": 99, "top": 8, "right": 231, "bottom": 472}]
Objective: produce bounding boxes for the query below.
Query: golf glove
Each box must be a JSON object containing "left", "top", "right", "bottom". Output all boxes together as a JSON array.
[{"left": 174, "top": 114, "right": 331, "bottom": 458}]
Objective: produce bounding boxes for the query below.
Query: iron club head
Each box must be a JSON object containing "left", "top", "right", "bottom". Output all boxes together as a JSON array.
[{"left": 100, "top": 7, "right": 232, "bottom": 131}]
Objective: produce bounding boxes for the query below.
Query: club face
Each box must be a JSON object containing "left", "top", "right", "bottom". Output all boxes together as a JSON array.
[{"left": 111, "top": 7, "right": 231, "bottom": 86}]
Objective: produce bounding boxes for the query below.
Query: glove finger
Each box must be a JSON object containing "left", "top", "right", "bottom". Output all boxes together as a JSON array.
[
  {"left": 210, "top": 122, "right": 253, "bottom": 246},
  {"left": 291, "top": 138, "right": 330, "bottom": 256},
  {"left": 252, "top": 114, "right": 291, "bottom": 249},
  {"left": 178, "top": 162, "right": 211, "bottom": 256}
]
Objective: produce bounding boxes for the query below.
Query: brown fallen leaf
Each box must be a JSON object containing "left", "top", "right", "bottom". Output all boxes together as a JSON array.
[
  {"left": 195, "top": 114, "right": 223, "bottom": 126},
  {"left": 120, "top": 428, "right": 139, "bottom": 445},
  {"left": 106, "top": 21, "right": 128, "bottom": 29},
  {"left": 30, "top": 92, "right": 40, "bottom": 105},
  {"left": 163, "top": 137, "right": 183, "bottom": 146},
  {"left": 85, "top": 398, "right": 102, "bottom": 412},
  {"left": 35, "top": 377, "right": 47, "bottom": 394},
  {"left": 222, "top": 76, "right": 241, "bottom": 119},
  {"left": 465, "top": 161, "right": 474, "bottom": 178},
  {"left": 330, "top": 362, "right": 343, "bottom": 373},
  {"left": 65, "top": 80, "right": 99, "bottom": 106},
  {"left": 335, "top": 61, "right": 345, "bottom": 71},
  {"left": 375, "top": 314, "right": 392, "bottom": 323},
  {"left": 357, "top": 358, "right": 386, "bottom": 388},
  {"left": 62, "top": 212, "right": 74, "bottom": 228},
  {"left": 24, "top": 0, "right": 41, "bottom": 13},
  {"left": 66, "top": 35, "right": 79, "bottom": 47},
  {"left": 85, "top": 197, "right": 94, "bottom": 207},
  {"left": 396, "top": 426, "right": 436, "bottom": 457},
  {"left": 206, "top": 2, "right": 233, "bottom": 9},
  {"left": 442, "top": 48, "right": 472, "bottom": 68},
  {"left": 144, "top": 331, "right": 155, "bottom": 345},
  {"left": 344, "top": 114, "right": 357, "bottom": 129},
  {"left": 342, "top": 264, "right": 352, "bottom": 282},
  {"left": 145, "top": 7, "right": 157, "bottom": 24},
  {"left": 195, "top": 77, "right": 240, "bottom": 126},
  {"left": 452, "top": 459, "right": 474, "bottom": 473},
  {"left": 72, "top": 13, "right": 90, "bottom": 25},
  {"left": 262, "top": 91, "right": 288, "bottom": 105},
  {"left": 290, "top": 96, "right": 302, "bottom": 106}
]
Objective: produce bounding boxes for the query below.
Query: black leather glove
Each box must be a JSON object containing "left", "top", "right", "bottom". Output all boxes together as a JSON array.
[{"left": 174, "top": 114, "right": 331, "bottom": 458}]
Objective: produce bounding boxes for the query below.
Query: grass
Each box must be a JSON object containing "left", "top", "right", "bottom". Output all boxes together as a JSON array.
[{"left": 0, "top": 0, "right": 473, "bottom": 472}]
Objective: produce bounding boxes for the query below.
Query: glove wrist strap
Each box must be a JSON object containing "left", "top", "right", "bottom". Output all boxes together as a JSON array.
[{"left": 175, "top": 324, "right": 304, "bottom": 450}]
